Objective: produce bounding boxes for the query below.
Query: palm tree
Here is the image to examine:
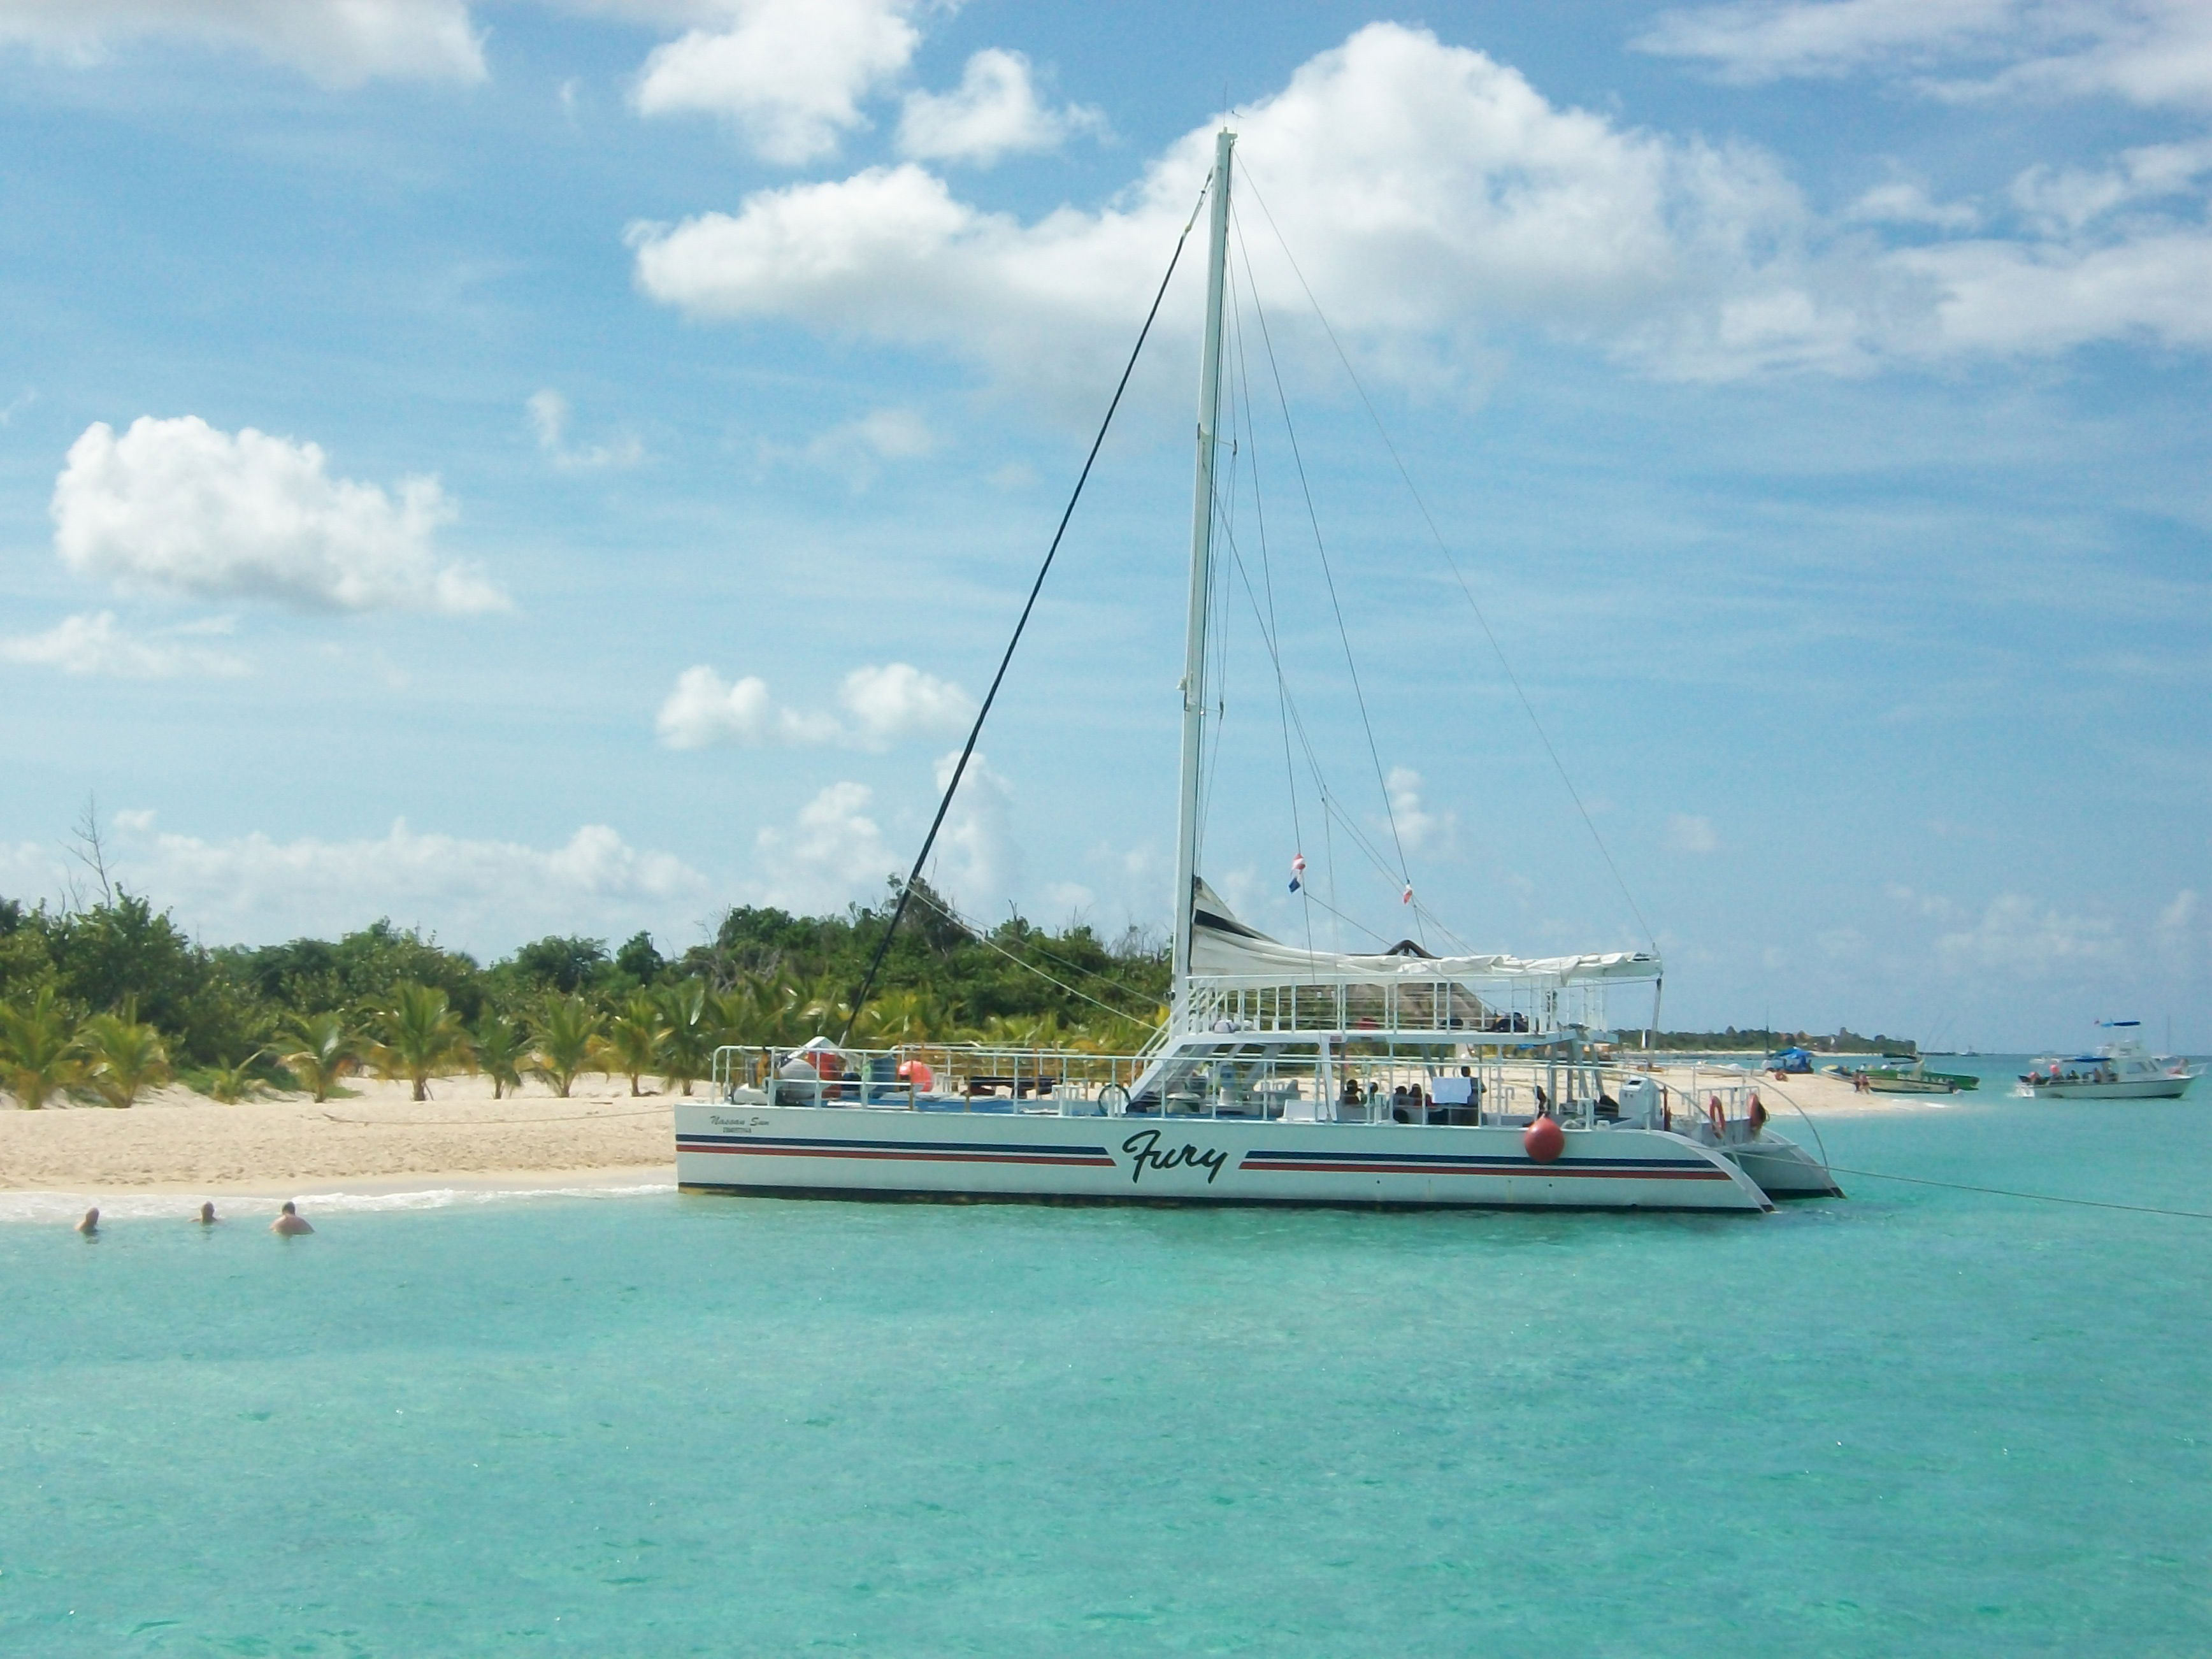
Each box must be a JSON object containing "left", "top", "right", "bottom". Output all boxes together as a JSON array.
[
  {"left": 78, "top": 1010, "right": 172, "bottom": 1108},
  {"left": 594, "top": 993, "right": 670, "bottom": 1096},
  {"left": 0, "top": 987, "right": 84, "bottom": 1109},
  {"left": 852, "top": 987, "right": 946, "bottom": 1047},
  {"left": 714, "top": 972, "right": 810, "bottom": 1049},
  {"left": 204, "top": 1049, "right": 269, "bottom": 1103},
  {"left": 281, "top": 1010, "right": 361, "bottom": 1104},
  {"left": 473, "top": 1012, "right": 528, "bottom": 1100},
  {"left": 530, "top": 995, "right": 601, "bottom": 1099},
  {"left": 376, "top": 983, "right": 471, "bottom": 1103},
  {"left": 657, "top": 979, "right": 717, "bottom": 1096}
]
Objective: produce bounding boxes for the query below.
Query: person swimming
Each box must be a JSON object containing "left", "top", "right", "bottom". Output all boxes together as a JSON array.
[
  {"left": 75, "top": 1207, "right": 98, "bottom": 1237},
  {"left": 270, "top": 1201, "right": 313, "bottom": 1237},
  {"left": 196, "top": 1202, "right": 217, "bottom": 1225}
]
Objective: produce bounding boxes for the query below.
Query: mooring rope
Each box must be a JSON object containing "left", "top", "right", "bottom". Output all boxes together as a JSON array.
[{"left": 1823, "top": 1165, "right": 2212, "bottom": 1222}]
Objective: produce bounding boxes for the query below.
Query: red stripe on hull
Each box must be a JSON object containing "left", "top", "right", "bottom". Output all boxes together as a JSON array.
[
  {"left": 1240, "top": 1161, "right": 1729, "bottom": 1180},
  {"left": 679, "top": 1143, "right": 1114, "bottom": 1168}
]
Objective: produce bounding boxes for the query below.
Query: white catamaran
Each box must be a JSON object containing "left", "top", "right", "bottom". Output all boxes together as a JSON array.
[{"left": 673, "top": 131, "right": 1839, "bottom": 1212}]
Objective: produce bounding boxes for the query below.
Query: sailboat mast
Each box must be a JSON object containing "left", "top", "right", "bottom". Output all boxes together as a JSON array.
[{"left": 1172, "top": 127, "right": 1235, "bottom": 1019}]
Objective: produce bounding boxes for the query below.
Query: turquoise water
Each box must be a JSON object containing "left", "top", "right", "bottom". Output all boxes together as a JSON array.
[{"left": 6, "top": 1097, "right": 2209, "bottom": 1656}]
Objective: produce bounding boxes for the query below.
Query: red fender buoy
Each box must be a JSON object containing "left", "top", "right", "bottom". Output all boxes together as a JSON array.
[
  {"left": 1707, "top": 1096, "right": 1726, "bottom": 1138},
  {"left": 1523, "top": 1115, "right": 1565, "bottom": 1163}
]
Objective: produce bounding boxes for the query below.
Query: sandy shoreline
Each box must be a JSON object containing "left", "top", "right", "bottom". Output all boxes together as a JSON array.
[
  {"left": 0, "top": 1072, "right": 680, "bottom": 1201},
  {"left": 0, "top": 1061, "right": 1976, "bottom": 1207}
]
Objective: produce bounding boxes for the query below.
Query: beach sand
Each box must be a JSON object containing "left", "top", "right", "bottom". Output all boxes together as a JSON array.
[
  {"left": 0, "top": 1060, "right": 1964, "bottom": 1199},
  {"left": 0, "top": 1072, "right": 677, "bottom": 1195}
]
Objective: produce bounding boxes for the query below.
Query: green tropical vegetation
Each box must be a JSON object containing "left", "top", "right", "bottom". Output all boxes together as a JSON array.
[
  {"left": 0, "top": 875, "right": 1916, "bottom": 1109},
  {"left": 376, "top": 984, "right": 471, "bottom": 1103},
  {"left": 0, "top": 874, "right": 1173, "bottom": 1107},
  {"left": 281, "top": 1010, "right": 363, "bottom": 1104},
  {"left": 78, "top": 1007, "right": 172, "bottom": 1108}
]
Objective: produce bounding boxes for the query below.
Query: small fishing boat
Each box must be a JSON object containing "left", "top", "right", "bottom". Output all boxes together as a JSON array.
[
  {"left": 2021, "top": 1023, "right": 2200, "bottom": 1100},
  {"left": 674, "top": 130, "right": 1838, "bottom": 1212},
  {"left": 1862, "top": 1059, "right": 1979, "bottom": 1096}
]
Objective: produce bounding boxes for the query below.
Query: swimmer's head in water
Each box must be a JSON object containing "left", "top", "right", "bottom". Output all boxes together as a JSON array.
[
  {"left": 76, "top": 1207, "right": 99, "bottom": 1233},
  {"left": 281, "top": 1201, "right": 296, "bottom": 1215},
  {"left": 198, "top": 1202, "right": 217, "bottom": 1224}
]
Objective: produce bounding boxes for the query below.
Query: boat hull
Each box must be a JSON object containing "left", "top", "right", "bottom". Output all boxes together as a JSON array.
[
  {"left": 1721, "top": 1135, "right": 1843, "bottom": 1198},
  {"left": 674, "top": 1104, "right": 1774, "bottom": 1211},
  {"left": 2024, "top": 1077, "right": 2196, "bottom": 1100}
]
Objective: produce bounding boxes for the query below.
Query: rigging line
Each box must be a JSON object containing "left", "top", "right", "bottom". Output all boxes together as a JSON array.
[
  {"left": 1237, "top": 166, "right": 1656, "bottom": 955},
  {"left": 1825, "top": 1165, "right": 2212, "bottom": 1223},
  {"left": 1212, "top": 512, "right": 1409, "bottom": 910},
  {"left": 1297, "top": 887, "right": 1395, "bottom": 949},
  {"left": 904, "top": 886, "right": 1168, "bottom": 1014},
  {"left": 839, "top": 172, "right": 1212, "bottom": 1042},
  {"left": 901, "top": 885, "right": 1167, "bottom": 1027},
  {"left": 1230, "top": 202, "right": 1419, "bottom": 938},
  {"left": 1228, "top": 237, "right": 1314, "bottom": 959}
]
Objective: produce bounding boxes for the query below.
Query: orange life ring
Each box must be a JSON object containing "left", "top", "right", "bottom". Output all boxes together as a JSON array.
[{"left": 1707, "top": 1096, "right": 1726, "bottom": 1138}]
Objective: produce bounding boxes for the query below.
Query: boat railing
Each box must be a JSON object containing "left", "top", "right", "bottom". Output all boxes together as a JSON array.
[
  {"left": 1644, "top": 1065, "right": 1774, "bottom": 1146},
  {"left": 709, "top": 1043, "right": 1732, "bottom": 1133},
  {"left": 1179, "top": 977, "right": 1570, "bottom": 1040},
  {"left": 709, "top": 1044, "right": 1147, "bottom": 1115}
]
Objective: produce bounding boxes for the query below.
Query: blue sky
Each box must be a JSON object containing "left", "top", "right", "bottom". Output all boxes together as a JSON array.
[{"left": 1, "top": 0, "right": 2208, "bottom": 1049}]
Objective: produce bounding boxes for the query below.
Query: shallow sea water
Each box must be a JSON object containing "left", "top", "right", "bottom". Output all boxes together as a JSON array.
[{"left": 5, "top": 1093, "right": 2209, "bottom": 1656}]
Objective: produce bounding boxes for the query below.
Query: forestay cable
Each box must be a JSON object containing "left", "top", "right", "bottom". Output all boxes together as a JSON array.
[{"left": 839, "top": 175, "right": 1213, "bottom": 1041}]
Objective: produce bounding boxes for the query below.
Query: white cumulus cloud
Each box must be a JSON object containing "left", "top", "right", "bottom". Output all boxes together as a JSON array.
[
  {"left": 1636, "top": 0, "right": 2212, "bottom": 108},
  {"left": 51, "top": 415, "right": 505, "bottom": 615},
  {"left": 897, "top": 47, "right": 1101, "bottom": 166},
  {"left": 108, "top": 817, "right": 707, "bottom": 952},
  {"left": 753, "top": 780, "right": 895, "bottom": 912},
  {"left": 655, "top": 666, "right": 843, "bottom": 749},
  {"left": 1383, "top": 767, "right": 1458, "bottom": 856},
  {"left": 632, "top": 0, "right": 919, "bottom": 164},
  {"left": 928, "top": 747, "right": 1017, "bottom": 907},
  {"left": 0, "top": 610, "right": 248, "bottom": 679},
  {"left": 840, "top": 661, "right": 972, "bottom": 747},
  {"left": 633, "top": 22, "right": 1853, "bottom": 394},
  {"left": 527, "top": 389, "right": 643, "bottom": 469},
  {"left": 657, "top": 661, "right": 970, "bottom": 750},
  {"left": 774, "top": 406, "right": 940, "bottom": 487},
  {"left": 1934, "top": 892, "right": 2124, "bottom": 975},
  {"left": 0, "top": 0, "right": 485, "bottom": 86}
]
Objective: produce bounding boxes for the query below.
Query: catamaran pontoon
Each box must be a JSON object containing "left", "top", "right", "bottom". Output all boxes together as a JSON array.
[{"left": 674, "top": 130, "right": 1838, "bottom": 1211}]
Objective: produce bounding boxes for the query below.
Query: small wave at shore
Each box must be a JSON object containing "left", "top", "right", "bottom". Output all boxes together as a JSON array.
[{"left": 0, "top": 1182, "right": 675, "bottom": 1224}]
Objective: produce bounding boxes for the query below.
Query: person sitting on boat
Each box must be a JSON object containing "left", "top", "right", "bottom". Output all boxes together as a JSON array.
[
  {"left": 1340, "top": 1077, "right": 1364, "bottom": 1117},
  {"left": 1391, "top": 1085, "right": 1411, "bottom": 1123}
]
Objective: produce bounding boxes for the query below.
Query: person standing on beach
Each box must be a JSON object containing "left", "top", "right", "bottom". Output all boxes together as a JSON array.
[
  {"left": 270, "top": 1201, "right": 313, "bottom": 1236},
  {"left": 75, "top": 1207, "right": 98, "bottom": 1236}
]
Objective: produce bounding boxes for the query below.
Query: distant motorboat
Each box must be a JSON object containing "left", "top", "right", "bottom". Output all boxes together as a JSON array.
[{"left": 2021, "top": 1023, "right": 2201, "bottom": 1100}]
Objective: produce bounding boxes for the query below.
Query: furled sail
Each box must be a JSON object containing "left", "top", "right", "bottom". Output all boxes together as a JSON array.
[{"left": 1188, "top": 879, "right": 1659, "bottom": 986}]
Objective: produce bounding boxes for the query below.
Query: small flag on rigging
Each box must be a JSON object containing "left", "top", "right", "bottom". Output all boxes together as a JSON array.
[
  {"left": 1401, "top": 882, "right": 1414, "bottom": 905},
  {"left": 1288, "top": 853, "right": 1306, "bottom": 894}
]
